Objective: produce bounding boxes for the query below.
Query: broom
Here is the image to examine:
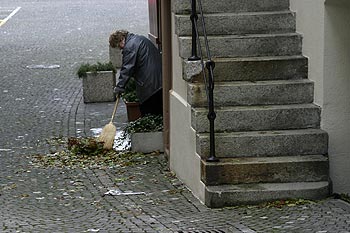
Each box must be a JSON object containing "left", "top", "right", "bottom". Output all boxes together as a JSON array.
[{"left": 98, "top": 94, "right": 120, "bottom": 150}]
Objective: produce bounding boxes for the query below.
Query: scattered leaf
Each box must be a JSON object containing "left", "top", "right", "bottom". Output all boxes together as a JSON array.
[{"left": 31, "top": 137, "right": 147, "bottom": 169}]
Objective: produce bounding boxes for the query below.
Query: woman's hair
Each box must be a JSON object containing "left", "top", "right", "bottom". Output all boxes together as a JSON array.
[{"left": 109, "top": 30, "right": 129, "bottom": 48}]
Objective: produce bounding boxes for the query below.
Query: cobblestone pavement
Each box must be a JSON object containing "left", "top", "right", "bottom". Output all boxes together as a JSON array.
[{"left": 1, "top": 0, "right": 350, "bottom": 232}]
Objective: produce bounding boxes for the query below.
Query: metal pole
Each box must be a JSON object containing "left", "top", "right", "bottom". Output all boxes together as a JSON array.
[
  {"left": 206, "top": 60, "right": 219, "bottom": 162},
  {"left": 188, "top": 0, "right": 200, "bottom": 61}
]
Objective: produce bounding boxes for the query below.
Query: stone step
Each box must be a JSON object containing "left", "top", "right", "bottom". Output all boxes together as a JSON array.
[
  {"left": 196, "top": 129, "right": 328, "bottom": 159},
  {"left": 172, "top": 0, "right": 290, "bottom": 14},
  {"left": 178, "top": 33, "right": 302, "bottom": 58},
  {"left": 184, "top": 56, "right": 308, "bottom": 82},
  {"left": 188, "top": 79, "right": 314, "bottom": 107},
  {"left": 175, "top": 11, "right": 296, "bottom": 36},
  {"left": 201, "top": 155, "right": 329, "bottom": 185},
  {"left": 192, "top": 104, "right": 321, "bottom": 133},
  {"left": 205, "top": 181, "right": 330, "bottom": 207},
  {"left": 185, "top": 55, "right": 308, "bottom": 82}
]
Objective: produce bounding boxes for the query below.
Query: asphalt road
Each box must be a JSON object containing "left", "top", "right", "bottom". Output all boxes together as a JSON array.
[{"left": 0, "top": 0, "right": 149, "bottom": 150}]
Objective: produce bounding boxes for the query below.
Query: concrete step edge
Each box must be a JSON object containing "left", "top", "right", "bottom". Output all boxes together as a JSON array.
[
  {"left": 175, "top": 11, "right": 296, "bottom": 36},
  {"left": 197, "top": 128, "right": 327, "bottom": 138},
  {"left": 202, "top": 154, "right": 328, "bottom": 166},
  {"left": 206, "top": 181, "right": 329, "bottom": 193},
  {"left": 196, "top": 128, "right": 328, "bottom": 159},
  {"left": 194, "top": 103, "right": 321, "bottom": 112},
  {"left": 183, "top": 55, "right": 308, "bottom": 82},
  {"left": 212, "top": 55, "right": 306, "bottom": 62},
  {"left": 172, "top": 0, "right": 290, "bottom": 14},
  {"left": 176, "top": 10, "right": 294, "bottom": 17},
  {"left": 190, "top": 79, "right": 314, "bottom": 87},
  {"left": 179, "top": 32, "right": 301, "bottom": 39},
  {"left": 205, "top": 181, "right": 330, "bottom": 207},
  {"left": 179, "top": 33, "right": 302, "bottom": 58},
  {"left": 201, "top": 155, "right": 329, "bottom": 185},
  {"left": 188, "top": 80, "right": 314, "bottom": 107}
]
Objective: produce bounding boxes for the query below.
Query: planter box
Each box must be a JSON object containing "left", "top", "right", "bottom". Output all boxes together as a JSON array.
[
  {"left": 83, "top": 71, "right": 116, "bottom": 103},
  {"left": 109, "top": 46, "right": 123, "bottom": 68},
  {"left": 131, "top": 131, "right": 164, "bottom": 153},
  {"left": 125, "top": 101, "right": 142, "bottom": 122}
]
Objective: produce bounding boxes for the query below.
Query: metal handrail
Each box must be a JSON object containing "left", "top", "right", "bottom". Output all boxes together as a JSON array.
[{"left": 189, "top": 0, "right": 218, "bottom": 162}]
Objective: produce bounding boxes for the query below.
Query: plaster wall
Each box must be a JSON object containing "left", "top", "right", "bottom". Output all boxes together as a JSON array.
[
  {"left": 171, "top": 13, "right": 187, "bottom": 100},
  {"left": 323, "top": 0, "right": 350, "bottom": 194},
  {"left": 169, "top": 12, "right": 205, "bottom": 202},
  {"left": 290, "top": 0, "right": 325, "bottom": 107},
  {"left": 290, "top": 0, "right": 350, "bottom": 194}
]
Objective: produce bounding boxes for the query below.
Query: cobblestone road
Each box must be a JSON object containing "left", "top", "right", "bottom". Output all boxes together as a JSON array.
[{"left": 1, "top": 0, "right": 350, "bottom": 232}]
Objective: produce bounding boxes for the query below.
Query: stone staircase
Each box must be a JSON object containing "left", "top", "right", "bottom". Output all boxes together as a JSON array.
[{"left": 173, "top": 0, "right": 330, "bottom": 207}]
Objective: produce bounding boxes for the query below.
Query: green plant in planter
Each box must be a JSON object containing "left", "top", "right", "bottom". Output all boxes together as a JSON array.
[
  {"left": 116, "top": 114, "right": 163, "bottom": 149},
  {"left": 124, "top": 114, "right": 163, "bottom": 134},
  {"left": 122, "top": 78, "right": 139, "bottom": 102},
  {"left": 77, "top": 62, "right": 116, "bottom": 78}
]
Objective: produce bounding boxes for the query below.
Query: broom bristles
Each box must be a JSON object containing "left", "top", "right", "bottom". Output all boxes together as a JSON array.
[{"left": 98, "top": 122, "right": 117, "bottom": 150}]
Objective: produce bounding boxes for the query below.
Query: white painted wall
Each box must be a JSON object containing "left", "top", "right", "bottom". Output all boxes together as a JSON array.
[
  {"left": 290, "top": 0, "right": 350, "bottom": 194},
  {"left": 323, "top": 0, "right": 350, "bottom": 194},
  {"left": 290, "top": 0, "right": 325, "bottom": 106},
  {"left": 169, "top": 12, "right": 205, "bottom": 202}
]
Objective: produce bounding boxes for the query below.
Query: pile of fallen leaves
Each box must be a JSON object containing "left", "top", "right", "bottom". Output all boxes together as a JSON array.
[{"left": 31, "top": 137, "right": 147, "bottom": 169}]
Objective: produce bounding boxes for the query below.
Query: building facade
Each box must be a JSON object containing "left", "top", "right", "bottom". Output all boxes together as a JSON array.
[{"left": 152, "top": 0, "right": 350, "bottom": 206}]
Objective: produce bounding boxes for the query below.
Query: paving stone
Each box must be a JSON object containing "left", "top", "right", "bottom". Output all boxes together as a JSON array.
[{"left": 1, "top": 0, "right": 350, "bottom": 232}]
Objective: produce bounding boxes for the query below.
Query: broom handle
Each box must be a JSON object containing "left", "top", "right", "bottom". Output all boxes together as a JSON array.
[{"left": 110, "top": 94, "right": 120, "bottom": 123}]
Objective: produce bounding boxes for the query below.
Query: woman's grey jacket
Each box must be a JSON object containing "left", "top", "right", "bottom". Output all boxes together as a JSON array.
[{"left": 116, "top": 33, "right": 162, "bottom": 104}]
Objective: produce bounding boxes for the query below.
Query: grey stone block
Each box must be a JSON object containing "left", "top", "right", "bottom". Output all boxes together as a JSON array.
[
  {"left": 183, "top": 56, "right": 308, "bottom": 82},
  {"left": 192, "top": 103, "right": 321, "bottom": 133},
  {"left": 201, "top": 155, "right": 329, "bottom": 185},
  {"left": 172, "top": 0, "right": 290, "bottom": 14},
  {"left": 178, "top": 33, "right": 302, "bottom": 58},
  {"left": 188, "top": 79, "right": 314, "bottom": 107},
  {"left": 109, "top": 46, "right": 123, "bottom": 68},
  {"left": 82, "top": 71, "right": 116, "bottom": 103},
  {"left": 175, "top": 11, "right": 296, "bottom": 36},
  {"left": 196, "top": 129, "right": 328, "bottom": 158},
  {"left": 217, "top": 56, "right": 308, "bottom": 81},
  {"left": 131, "top": 131, "right": 164, "bottom": 153},
  {"left": 182, "top": 60, "right": 203, "bottom": 82},
  {"left": 205, "top": 181, "right": 330, "bottom": 207}
]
